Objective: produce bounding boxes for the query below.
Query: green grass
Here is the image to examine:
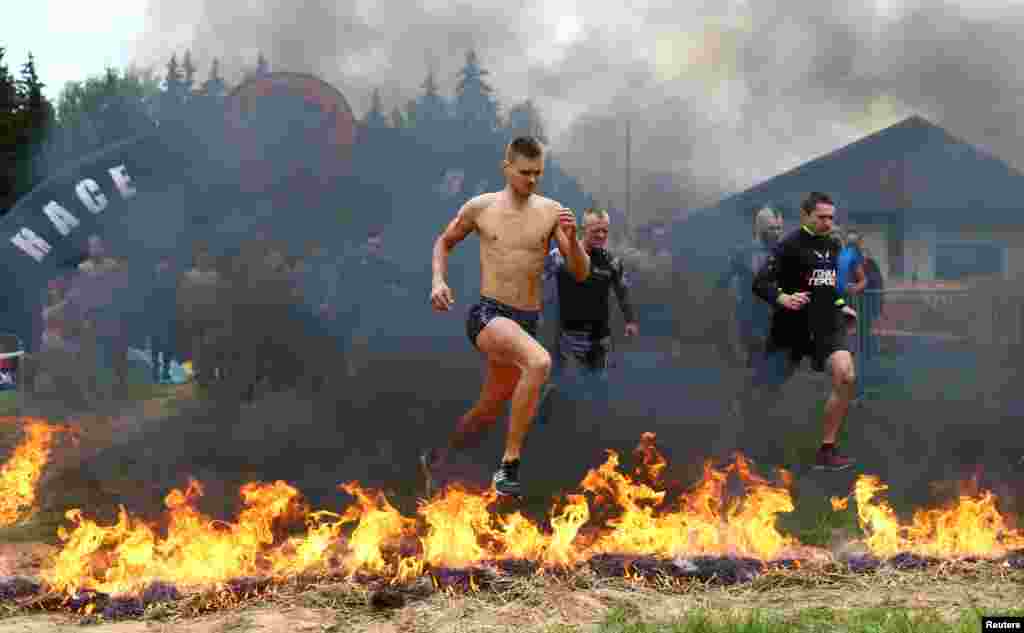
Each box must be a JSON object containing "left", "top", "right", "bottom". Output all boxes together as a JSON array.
[
  {"left": 570, "top": 606, "right": 1024, "bottom": 633},
  {"left": 0, "top": 391, "right": 19, "bottom": 416},
  {"left": 776, "top": 504, "right": 859, "bottom": 548}
]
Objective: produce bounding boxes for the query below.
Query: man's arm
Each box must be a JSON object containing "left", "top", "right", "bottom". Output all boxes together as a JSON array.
[
  {"left": 553, "top": 207, "right": 589, "bottom": 282},
  {"left": 848, "top": 261, "right": 867, "bottom": 295},
  {"left": 431, "top": 196, "right": 484, "bottom": 310},
  {"left": 542, "top": 247, "right": 563, "bottom": 307},
  {"left": 433, "top": 197, "right": 483, "bottom": 283},
  {"left": 752, "top": 245, "right": 783, "bottom": 306},
  {"left": 752, "top": 241, "right": 808, "bottom": 311},
  {"left": 611, "top": 257, "right": 638, "bottom": 324}
]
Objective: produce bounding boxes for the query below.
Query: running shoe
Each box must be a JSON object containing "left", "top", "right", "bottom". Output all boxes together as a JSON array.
[
  {"left": 492, "top": 460, "right": 522, "bottom": 497},
  {"left": 813, "top": 445, "right": 856, "bottom": 471}
]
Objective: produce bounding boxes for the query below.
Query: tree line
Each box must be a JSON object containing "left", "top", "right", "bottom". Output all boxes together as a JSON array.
[
  {"left": 1, "top": 45, "right": 568, "bottom": 213},
  {"left": 0, "top": 48, "right": 53, "bottom": 213}
]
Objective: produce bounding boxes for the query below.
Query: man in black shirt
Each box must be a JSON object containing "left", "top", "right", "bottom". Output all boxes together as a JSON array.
[
  {"left": 537, "top": 208, "right": 638, "bottom": 423},
  {"left": 748, "top": 192, "right": 858, "bottom": 471}
]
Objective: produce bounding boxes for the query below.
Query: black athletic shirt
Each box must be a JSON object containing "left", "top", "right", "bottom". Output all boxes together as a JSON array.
[
  {"left": 544, "top": 246, "right": 636, "bottom": 332},
  {"left": 752, "top": 225, "right": 847, "bottom": 342}
]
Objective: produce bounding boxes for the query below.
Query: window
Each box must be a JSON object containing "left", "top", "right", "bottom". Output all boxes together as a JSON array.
[{"left": 934, "top": 242, "right": 1005, "bottom": 281}]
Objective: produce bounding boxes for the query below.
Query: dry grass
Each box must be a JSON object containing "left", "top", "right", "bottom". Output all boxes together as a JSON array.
[{"left": 0, "top": 558, "right": 1020, "bottom": 632}]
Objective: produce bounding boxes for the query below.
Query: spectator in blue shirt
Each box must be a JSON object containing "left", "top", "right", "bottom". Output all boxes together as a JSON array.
[
  {"left": 837, "top": 229, "right": 868, "bottom": 402},
  {"left": 837, "top": 229, "right": 866, "bottom": 299}
]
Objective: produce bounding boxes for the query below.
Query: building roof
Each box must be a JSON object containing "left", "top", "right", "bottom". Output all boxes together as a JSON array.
[
  {"left": 699, "top": 115, "right": 1024, "bottom": 223},
  {"left": 666, "top": 116, "right": 1024, "bottom": 273}
]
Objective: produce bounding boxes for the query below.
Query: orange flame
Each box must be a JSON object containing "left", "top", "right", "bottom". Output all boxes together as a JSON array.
[
  {"left": 335, "top": 481, "right": 418, "bottom": 579},
  {"left": 580, "top": 442, "right": 798, "bottom": 560},
  {"left": 35, "top": 433, "right": 824, "bottom": 596},
  {"left": 0, "top": 417, "right": 70, "bottom": 527},
  {"left": 852, "top": 474, "right": 1024, "bottom": 559},
  {"left": 45, "top": 478, "right": 306, "bottom": 596}
]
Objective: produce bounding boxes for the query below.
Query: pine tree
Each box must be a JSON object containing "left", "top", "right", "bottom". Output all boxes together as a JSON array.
[
  {"left": 19, "top": 53, "right": 52, "bottom": 125},
  {"left": 455, "top": 50, "right": 498, "bottom": 132},
  {"left": 0, "top": 47, "right": 19, "bottom": 211},
  {"left": 363, "top": 88, "right": 388, "bottom": 128},
  {"left": 164, "top": 54, "right": 184, "bottom": 100},
  {"left": 158, "top": 53, "right": 188, "bottom": 126},
  {"left": 390, "top": 105, "right": 404, "bottom": 129},
  {"left": 182, "top": 49, "right": 196, "bottom": 95},
  {"left": 199, "top": 57, "right": 227, "bottom": 98},
  {"left": 13, "top": 52, "right": 54, "bottom": 204},
  {"left": 404, "top": 98, "right": 417, "bottom": 128},
  {"left": 102, "top": 67, "right": 119, "bottom": 99},
  {"left": 506, "top": 99, "right": 548, "bottom": 143},
  {"left": 415, "top": 68, "right": 448, "bottom": 125},
  {"left": 256, "top": 51, "right": 269, "bottom": 77},
  {"left": 0, "top": 47, "right": 16, "bottom": 114}
]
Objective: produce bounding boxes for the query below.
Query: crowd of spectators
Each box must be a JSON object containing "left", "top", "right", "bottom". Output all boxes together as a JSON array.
[{"left": 25, "top": 228, "right": 407, "bottom": 405}]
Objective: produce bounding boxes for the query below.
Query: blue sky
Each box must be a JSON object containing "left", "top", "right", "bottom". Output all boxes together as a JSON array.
[{"left": 5, "top": 1, "right": 147, "bottom": 101}]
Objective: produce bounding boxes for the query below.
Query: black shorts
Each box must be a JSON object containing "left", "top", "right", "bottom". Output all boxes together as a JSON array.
[
  {"left": 754, "top": 329, "right": 847, "bottom": 387},
  {"left": 558, "top": 329, "right": 611, "bottom": 371},
  {"left": 466, "top": 297, "right": 540, "bottom": 349}
]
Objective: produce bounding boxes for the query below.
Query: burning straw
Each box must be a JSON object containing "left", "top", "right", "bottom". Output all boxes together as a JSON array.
[
  {"left": 0, "top": 417, "right": 77, "bottom": 527},
  {"left": 1, "top": 424, "right": 1024, "bottom": 620}
]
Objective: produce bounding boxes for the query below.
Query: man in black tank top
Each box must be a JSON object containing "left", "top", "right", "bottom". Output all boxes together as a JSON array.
[
  {"left": 537, "top": 208, "right": 638, "bottom": 424},
  {"left": 746, "top": 192, "right": 858, "bottom": 472}
]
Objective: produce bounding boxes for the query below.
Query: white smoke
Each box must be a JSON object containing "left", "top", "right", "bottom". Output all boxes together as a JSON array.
[{"left": 129, "top": 0, "right": 1024, "bottom": 223}]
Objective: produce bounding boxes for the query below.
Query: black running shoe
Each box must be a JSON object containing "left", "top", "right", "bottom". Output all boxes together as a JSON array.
[
  {"left": 492, "top": 460, "right": 522, "bottom": 497},
  {"left": 813, "top": 445, "right": 856, "bottom": 472}
]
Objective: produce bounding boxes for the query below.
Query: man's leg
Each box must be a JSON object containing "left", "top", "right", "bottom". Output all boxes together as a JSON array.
[
  {"left": 421, "top": 359, "right": 520, "bottom": 496},
  {"left": 475, "top": 317, "right": 551, "bottom": 495},
  {"left": 815, "top": 350, "right": 856, "bottom": 471},
  {"left": 449, "top": 361, "right": 521, "bottom": 451},
  {"left": 580, "top": 339, "right": 611, "bottom": 405}
]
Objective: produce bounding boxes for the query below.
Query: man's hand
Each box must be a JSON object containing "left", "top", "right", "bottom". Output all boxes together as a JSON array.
[
  {"left": 842, "top": 304, "right": 858, "bottom": 334},
  {"left": 778, "top": 292, "right": 809, "bottom": 311},
  {"left": 556, "top": 206, "right": 578, "bottom": 241},
  {"left": 625, "top": 322, "right": 639, "bottom": 337},
  {"left": 431, "top": 279, "right": 455, "bottom": 312}
]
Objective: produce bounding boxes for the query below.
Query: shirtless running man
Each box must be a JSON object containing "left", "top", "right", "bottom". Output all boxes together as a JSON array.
[{"left": 422, "top": 136, "right": 590, "bottom": 497}]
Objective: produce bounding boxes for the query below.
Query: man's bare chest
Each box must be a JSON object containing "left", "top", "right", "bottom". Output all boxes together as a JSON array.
[{"left": 477, "top": 208, "right": 553, "bottom": 250}]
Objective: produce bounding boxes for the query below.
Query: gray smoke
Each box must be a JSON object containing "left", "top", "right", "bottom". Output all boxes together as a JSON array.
[{"left": 130, "top": 1, "right": 1024, "bottom": 225}]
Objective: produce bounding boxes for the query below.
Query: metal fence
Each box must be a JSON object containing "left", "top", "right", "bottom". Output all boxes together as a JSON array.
[{"left": 845, "top": 283, "right": 1024, "bottom": 399}]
